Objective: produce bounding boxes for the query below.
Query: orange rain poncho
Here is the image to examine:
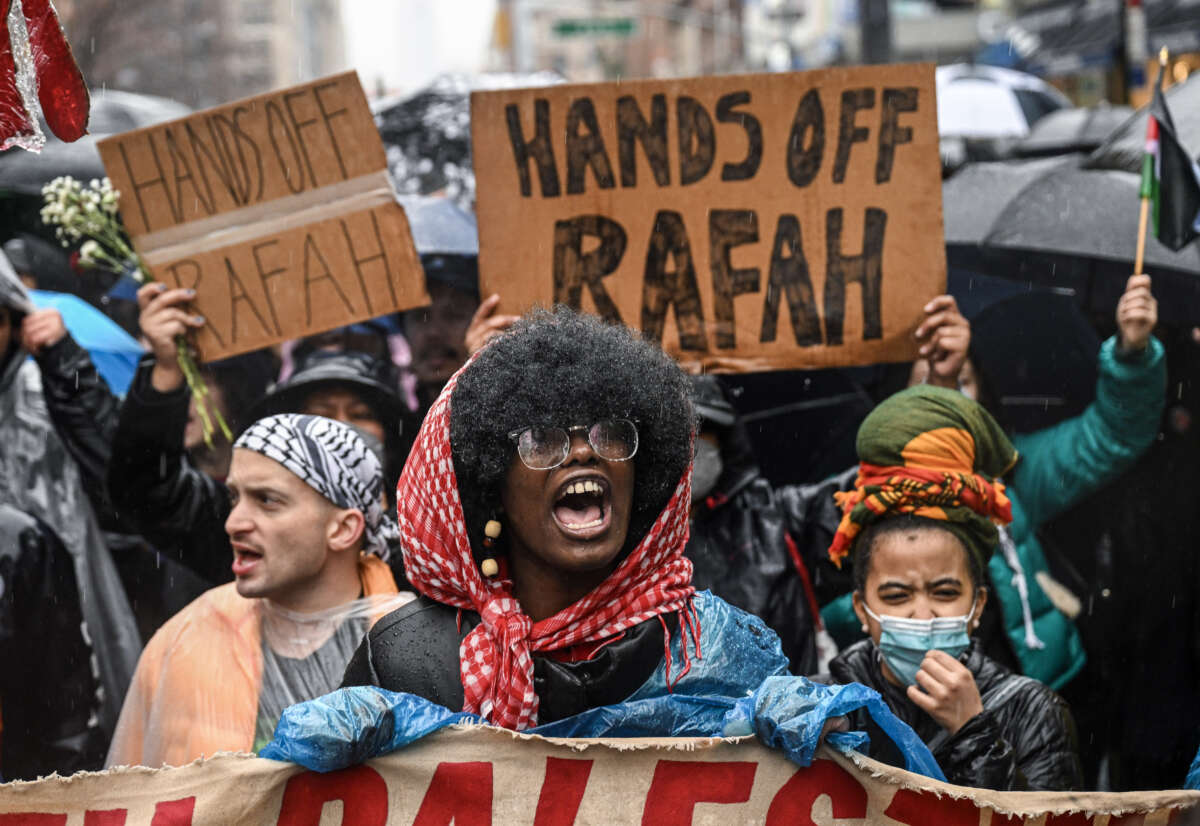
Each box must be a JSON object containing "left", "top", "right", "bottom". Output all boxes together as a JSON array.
[{"left": 106, "top": 555, "right": 409, "bottom": 768}]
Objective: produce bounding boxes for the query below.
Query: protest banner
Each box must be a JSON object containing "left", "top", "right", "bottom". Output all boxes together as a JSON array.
[
  {"left": 97, "top": 72, "right": 429, "bottom": 361},
  {"left": 471, "top": 65, "right": 944, "bottom": 372},
  {"left": 1, "top": 727, "right": 1197, "bottom": 825}
]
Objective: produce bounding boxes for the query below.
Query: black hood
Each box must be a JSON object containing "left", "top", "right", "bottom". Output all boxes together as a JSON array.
[{"left": 690, "top": 375, "right": 760, "bottom": 503}]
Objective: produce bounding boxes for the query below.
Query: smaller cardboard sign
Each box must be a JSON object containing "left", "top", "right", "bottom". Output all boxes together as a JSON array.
[
  {"left": 98, "top": 72, "right": 428, "bottom": 360},
  {"left": 471, "top": 65, "right": 946, "bottom": 373}
]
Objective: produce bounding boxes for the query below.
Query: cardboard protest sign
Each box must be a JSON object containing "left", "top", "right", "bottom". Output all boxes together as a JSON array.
[
  {"left": 98, "top": 72, "right": 429, "bottom": 361},
  {"left": 2, "top": 727, "right": 1198, "bottom": 825},
  {"left": 471, "top": 65, "right": 945, "bottom": 372}
]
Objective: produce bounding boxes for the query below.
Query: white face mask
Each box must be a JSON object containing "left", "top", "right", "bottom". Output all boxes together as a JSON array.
[{"left": 690, "top": 439, "right": 723, "bottom": 503}]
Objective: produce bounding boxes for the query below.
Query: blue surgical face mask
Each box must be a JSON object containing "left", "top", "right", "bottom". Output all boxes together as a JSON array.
[{"left": 862, "top": 600, "right": 976, "bottom": 687}]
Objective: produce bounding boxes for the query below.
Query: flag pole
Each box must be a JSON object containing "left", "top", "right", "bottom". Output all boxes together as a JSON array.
[{"left": 1135, "top": 46, "right": 1169, "bottom": 275}]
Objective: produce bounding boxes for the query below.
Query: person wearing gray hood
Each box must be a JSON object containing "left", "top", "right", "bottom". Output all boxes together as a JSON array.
[{"left": 0, "top": 250, "right": 141, "bottom": 769}]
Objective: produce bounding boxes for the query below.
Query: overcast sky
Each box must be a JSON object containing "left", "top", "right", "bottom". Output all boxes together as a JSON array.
[{"left": 340, "top": 0, "right": 498, "bottom": 99}]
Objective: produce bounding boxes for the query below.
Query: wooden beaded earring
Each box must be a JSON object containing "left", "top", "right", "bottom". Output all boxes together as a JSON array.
[{"left": 481, "top": 519, "right": 502, "bottom": 577}]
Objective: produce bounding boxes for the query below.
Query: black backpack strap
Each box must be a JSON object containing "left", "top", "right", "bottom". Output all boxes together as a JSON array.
[{"left": 342, "top": 596, "right": 476, "bottom": 711}]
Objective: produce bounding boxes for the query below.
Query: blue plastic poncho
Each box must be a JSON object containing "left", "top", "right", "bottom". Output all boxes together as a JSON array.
[{"left": 262, "top": 592, "right": 944, "bottom": 781}]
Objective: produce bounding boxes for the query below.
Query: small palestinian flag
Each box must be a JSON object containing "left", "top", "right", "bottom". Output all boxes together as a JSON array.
[{"left": 1140, "top": 62, "right": 1200, "bottom": 251}]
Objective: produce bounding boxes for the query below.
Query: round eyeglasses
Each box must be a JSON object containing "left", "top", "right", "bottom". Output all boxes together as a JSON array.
[{"left": 507, "top": 418, "right": 639, "bottom": 471}]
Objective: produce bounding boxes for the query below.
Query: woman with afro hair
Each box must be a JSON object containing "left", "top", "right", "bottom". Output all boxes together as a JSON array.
[
  {"left": 265, "top": 308, "right": 943, "bottom": 780},
  {"left": 338, "top": 306, "right": 785, "bottom": 727}
]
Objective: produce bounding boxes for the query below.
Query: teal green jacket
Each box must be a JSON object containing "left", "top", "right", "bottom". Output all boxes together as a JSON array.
[{"left": 823, "top": 336, "right": 1166, "bottom": 690}]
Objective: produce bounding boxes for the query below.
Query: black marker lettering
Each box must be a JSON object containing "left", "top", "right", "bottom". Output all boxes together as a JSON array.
[
  {"left": 876, "top": 87, "right": 918, "bottom": 184},
  {"left": 301, "top": 233, "right": 355, "bottom": 326},
  {"left": 266, "top": 100, "right": 306, "bottom": 194},
  {"left": 283, "top": 89, "right": 320, "bottom": 188},
  {"left": 760, "top": 215, "right": 820, "bottom": 346},
  {"left": 641, "top": 211, "right": 707, "bottom": 350},
  {"left": 786, "top": 89, "right": 825, "bottom": 188},
  {"left": 505, "top": 99, "right": 561, "bottom": 197},
  {"left": 552, "top": 215, "right": 626, "bottom": 324},
  {"left": 676, "top": 97, "right": 715, "bottom": 186},
  {"left": 616, "top": 94, "right": 670, "bottom": 188},
  {"left": 709, "top": 209, "right": 760, "bottom": 349},
  {"left": 833, "top": 88, "right": 875, "bottom": 184},
  {"left": 225, "top": 257, "right": 273, "bottom": 343},
  {"left": 824, "top": 207, "right": 886, "bottom": 345},
  {"left": 715, "top": 92, "right": 762, "bottom": 182},
  {"left": 565, "top": 97, "right": 616, "bottom": 195},
  {"left": 251, "top": 240, "right": 286, "bottom": 336},
  {"left": 313, "top": 80, "right": 351, "bottom": 181}
]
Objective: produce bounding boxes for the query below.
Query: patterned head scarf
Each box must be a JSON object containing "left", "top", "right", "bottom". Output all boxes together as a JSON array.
[
  {"left": 396, "top": 357, "right": 699, "bottom": 730},
  {"left": 235, "top": 414, "right": 399, "bottom": 559},
  {"left": 828, "top": 385, "right": 1018, "bottom": 569}
]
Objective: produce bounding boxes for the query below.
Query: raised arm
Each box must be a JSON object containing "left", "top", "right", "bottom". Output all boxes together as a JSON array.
[
  {"left": 106, "top": 284, "right": 232, "bottom": 584},
  {"left": 1010, "top": 275, "right": 1166, "bottom": 528},
  {"left": 22, "top": 309, "right": 124, "bottom": 523}
]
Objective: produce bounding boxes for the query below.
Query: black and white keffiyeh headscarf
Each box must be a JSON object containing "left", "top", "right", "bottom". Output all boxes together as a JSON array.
[{"left": 235, "top": 414, "right": 399, "bottom": 559}]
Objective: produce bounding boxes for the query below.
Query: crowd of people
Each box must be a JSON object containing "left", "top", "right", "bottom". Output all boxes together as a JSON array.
[{"left": 0, "top": 197, "right": 1191, "bottom": 793}]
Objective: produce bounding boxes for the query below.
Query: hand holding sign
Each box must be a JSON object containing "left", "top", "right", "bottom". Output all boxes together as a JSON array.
[
  {"left": 465, "top": 293, "right": 520, "bottom": 355},
  {"left": 913, "top": 294, "right": 969, "bottom": 390}
]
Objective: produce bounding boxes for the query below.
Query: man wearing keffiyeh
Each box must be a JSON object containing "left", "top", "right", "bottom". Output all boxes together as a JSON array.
[{"left": 106, "top": 414, "right": 411, "bottom": 768}]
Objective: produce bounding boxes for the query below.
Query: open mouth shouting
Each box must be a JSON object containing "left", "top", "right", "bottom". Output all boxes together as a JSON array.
[
  {"left": 552, "top": 474, "right": 612, "bottom": 540},
  {"left": 231, "top": 543, "right": 264, "bottom": 577}
]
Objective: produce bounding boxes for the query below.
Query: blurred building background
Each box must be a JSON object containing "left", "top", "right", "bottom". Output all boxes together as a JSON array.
[
  {"left": 48, "top": 0, "right": 1200, "bottom": 109},
  {"left": 54, "top": 0, "right": 345, "bottom": 108}
]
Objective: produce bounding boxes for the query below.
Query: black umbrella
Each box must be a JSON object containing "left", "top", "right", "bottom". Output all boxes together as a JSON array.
[
  {"left": 0, "top": 89, "right": 191, "bottom": 197},
  {"left": 944, "top": 160, "right": 1200, "bottom": 324},
  {"left": 87, "top": 89, "right": 191, "bottom": 136},
  {"left": 982, "top": 166, "right": 1200, "bottom": 274},
  {"left": 969, "top": 291, "right": 1100, "bottom": 434},
  {"left": 1087, "top": 70, "right": 1200, "bottom": 173},
  {"left": 0, "top": 134, "right": 105, "bottom": 196},
  {"left": 943, "top": 155, "right": 1081, "bottom": 246},
  {"left": 373, "top": 72, "right": 561, "bottom": 211},
  {"left": 1014, "top": 105, "right": 1134, "bottom": 157}
]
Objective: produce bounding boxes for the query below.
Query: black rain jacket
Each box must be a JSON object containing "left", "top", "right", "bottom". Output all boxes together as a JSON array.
[
  {"left": 0, "top": 505, "right": 107, "bottom": 780},
  {"left": 107, "top": 357, "right": 234, "bottom": 585},
  {"left": 826, "top": 638, "right": 1083, "bottom": 790},
  {"left": 685, "top": 412, "right": 855, "bottom": 674}
]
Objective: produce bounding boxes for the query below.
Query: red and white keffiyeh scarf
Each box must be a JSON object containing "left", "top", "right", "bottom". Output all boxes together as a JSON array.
[{"left": 396, "top": 363, "right": 699, "bottom": 730}]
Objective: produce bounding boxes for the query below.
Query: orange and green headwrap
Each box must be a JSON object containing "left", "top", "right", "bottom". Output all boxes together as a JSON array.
[{"left": 828, "top": 385, "right": 1019, "bottom": 569}]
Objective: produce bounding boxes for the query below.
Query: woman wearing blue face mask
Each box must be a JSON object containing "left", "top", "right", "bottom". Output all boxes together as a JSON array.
[{"left": 821, "top": 385, "right": 1083, "bottom": 791}]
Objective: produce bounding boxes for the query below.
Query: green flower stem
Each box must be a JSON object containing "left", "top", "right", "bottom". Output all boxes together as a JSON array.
[{"left": 176, "top": 337, "right": 232, "bottom": 448}]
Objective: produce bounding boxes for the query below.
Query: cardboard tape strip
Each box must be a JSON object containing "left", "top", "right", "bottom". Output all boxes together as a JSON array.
[{"left": 138, "top": 171, "right": 396, "bottom": 268}]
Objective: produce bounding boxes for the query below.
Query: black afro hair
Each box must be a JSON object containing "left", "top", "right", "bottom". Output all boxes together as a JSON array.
[{"left": 449, "top": 306, "right": 695, "bottom": 558}]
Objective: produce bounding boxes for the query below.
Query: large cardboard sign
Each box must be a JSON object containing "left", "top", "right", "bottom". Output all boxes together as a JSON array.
[
  {"left": 1, "top": 728, "right": 1197, "bottom": 824},
  {"left": 472, "top": 65, "right": 945, "bottom": 372},
  {"left": 98, "top": 72, "right": 429, "bottom": 361}
]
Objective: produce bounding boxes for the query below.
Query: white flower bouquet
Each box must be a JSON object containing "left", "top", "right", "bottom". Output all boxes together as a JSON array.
[{"left": 40, "top": 176, "right": 231, "bottom": 446}]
